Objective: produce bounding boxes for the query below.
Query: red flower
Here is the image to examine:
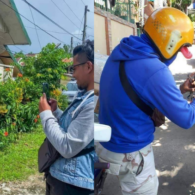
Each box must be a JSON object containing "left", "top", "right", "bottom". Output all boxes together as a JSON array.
[
  {"left": 5, "top": 68, "right": 11, "bottom": 72},
  {"left": 34, "top": 119, "right": 38, "bottom": 123},
  {"left": 17, "top": 73, "right": 23, "bottom": 77},
  {"left": 4, "top": 132, "right": 8, "bottom": 136}
]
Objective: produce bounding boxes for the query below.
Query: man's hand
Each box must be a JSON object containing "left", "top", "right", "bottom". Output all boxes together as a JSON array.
[
  {"left": 180, "top": 78, "right": 195, "bottom": 94},
  {"left": 39, "top": 93, "right": 51, "bottom": 113},
  {"left": 48, "top": 98, "right": 58, "bottom": 112}
]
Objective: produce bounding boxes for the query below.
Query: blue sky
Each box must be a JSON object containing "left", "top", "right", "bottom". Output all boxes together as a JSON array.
[{"left": 8, "top": 0, "right": 94, "bottom": 54}]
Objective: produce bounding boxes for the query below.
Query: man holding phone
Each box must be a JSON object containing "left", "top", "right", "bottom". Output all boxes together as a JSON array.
[
  {"left": 39, "top": 40, "right": 94, "bottom": 195},
  {"left": 42, "top": 83, "right": 50, "bottom": 102}
]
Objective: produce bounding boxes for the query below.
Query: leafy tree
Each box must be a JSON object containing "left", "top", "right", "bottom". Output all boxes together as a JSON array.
[
  {"left": 189, "top": 13, "right": 195, "bottom": 22},
  {"left": 171, "top": 0, "right": 191, "bottom": 13},
  {"left": 63, "top": 44, "right": 72, "bottom": 55},
  {"left": 0, "top": 43, "right": 72, "bottom": 148},
  {"left": 14, "top": 43, "right": 72, "bottom": 91},
  {"left": 114, "top": 4, "right": 122, "bottom": 16}
]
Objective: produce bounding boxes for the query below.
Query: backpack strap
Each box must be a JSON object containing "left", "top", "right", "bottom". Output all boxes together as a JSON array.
[{"left": 119, "top": 61, "right": 153, "bottom": 117}]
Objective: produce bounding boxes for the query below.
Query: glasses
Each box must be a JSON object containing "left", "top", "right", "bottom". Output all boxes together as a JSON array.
[{"left": 69, "top": 62, "right": 87, "bottom": 72}]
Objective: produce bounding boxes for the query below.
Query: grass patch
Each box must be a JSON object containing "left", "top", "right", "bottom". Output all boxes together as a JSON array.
[{"left": 0, "top": 125, "right": 45, "bottom": 182}]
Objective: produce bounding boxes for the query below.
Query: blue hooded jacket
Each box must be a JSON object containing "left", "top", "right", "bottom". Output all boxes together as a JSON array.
[{"left": 99, "top": 34, "right": 195, "bottom": 153}]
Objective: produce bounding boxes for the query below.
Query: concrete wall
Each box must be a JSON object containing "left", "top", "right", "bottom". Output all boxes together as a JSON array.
[
  {"left": 94, "top": 14, "right": 107, "bottom": 55},
  {"left": 111, "top": 20, "right": 134, "bottom": 49},
  {"left": 94, "top": 7, "right": 137, "bottom": 56}
]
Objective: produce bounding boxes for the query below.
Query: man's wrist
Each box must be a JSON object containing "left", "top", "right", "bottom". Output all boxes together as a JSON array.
[
  {"left": 53, "top": 107, "right": 60, "bottom": 114},
  {"left": 40, "top": 110, "right": 53, "bottom": 120}
]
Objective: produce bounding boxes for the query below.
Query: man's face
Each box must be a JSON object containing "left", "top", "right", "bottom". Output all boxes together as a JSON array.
[{"left": 72, "top": 54, "right": 88, "bottom": 90}]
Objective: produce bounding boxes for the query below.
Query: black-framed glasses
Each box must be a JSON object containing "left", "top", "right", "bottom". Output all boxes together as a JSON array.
[{"left": 69, "top": 62, "right": 87, "bottom": 72}]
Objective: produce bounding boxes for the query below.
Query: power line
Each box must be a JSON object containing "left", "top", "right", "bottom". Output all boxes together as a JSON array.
[
  {"left": 13, "top": 46, "right": 29, "bottom": 54},
  {"left": 73, "top": 40, "right": 81, "bottom": 44},
  {"left": 22, "top": 0, "right": 82, "bottom": 41},
  {"left": 87, "top": 26, "right": 93, "bottom": 29},
  {"left": 12, "top": 46, "right": 30, "bottom": 54},
  {"left": 10, "top": 50, "right": 26, "bottom": 55},
  {"left": 14, "top": 46, "right": 23, "bottom": 51},
  {"left": 81, "top": 0, "right": 85, "bottom": 6},
  {"left": 10, "top": 50, "right": 17, "bottom": 54},
  {"left": 25, "top": 26, "right": 66, "bottom": 34},
  {"left": 29, "top": 5, "right": 42, "bottom": 49},
  {"left": 50, "top": 0, "right": 80, "bottom": 30},
  {"left": 25, "top": 25, "right": 83, "bottom": 35},
  {"left": 62, "top": 0, "right": 83, "bottom": 24},
  {"left": 0, "top": 0, "right": 67, "bottom": 44}
]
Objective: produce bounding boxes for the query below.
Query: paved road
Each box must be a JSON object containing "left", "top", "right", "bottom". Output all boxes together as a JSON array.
[{"left": 101, "top": 46, "right": 195, "bottom": 195}]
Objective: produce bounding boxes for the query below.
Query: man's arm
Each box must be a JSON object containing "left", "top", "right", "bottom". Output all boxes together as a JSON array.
[
  {"left": 142, "top": 67, "right": 195, "bottom": 129},
  {"left": 52, "top": 107, "right": 63, "bottom": 121},
  {"left": 40, "top": 102, "right": 94, "bottom": 158}
]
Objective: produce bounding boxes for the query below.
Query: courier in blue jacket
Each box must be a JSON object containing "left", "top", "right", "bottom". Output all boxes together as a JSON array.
[{"left": 97, "top": 7, "right": 195, "bottom": 195}]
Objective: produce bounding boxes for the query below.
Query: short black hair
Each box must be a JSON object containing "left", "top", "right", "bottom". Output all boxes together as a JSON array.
[{"left": 73, "top": 40, "right": 94, "bottom": 64}]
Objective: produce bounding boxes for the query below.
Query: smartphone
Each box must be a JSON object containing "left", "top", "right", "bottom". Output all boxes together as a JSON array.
[{"left": 42, "top": 83, "right": 50, "bottom": 102}]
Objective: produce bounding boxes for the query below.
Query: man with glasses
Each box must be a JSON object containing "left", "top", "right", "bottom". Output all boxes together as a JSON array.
[{"left": 39, "top": 40, "right": 94, "bottom": 195}]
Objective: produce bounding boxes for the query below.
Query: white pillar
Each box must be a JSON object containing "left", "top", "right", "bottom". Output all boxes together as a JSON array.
[
  {"left": 139, "top": 0, "right": 145, "bottom": 26},
  {"left": 0, "top": 67, "right": 3, "bottom": 82},
  {"left": 141, "top": 0, "right": 145, "bottom": 26}
]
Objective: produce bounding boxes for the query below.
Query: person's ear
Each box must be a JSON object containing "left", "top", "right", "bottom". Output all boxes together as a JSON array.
[{"left": 86, "top": 61, "right": 93, "bottom": 73}]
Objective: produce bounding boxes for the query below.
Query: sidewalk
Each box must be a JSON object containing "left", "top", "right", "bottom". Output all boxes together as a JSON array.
[{"left": 101, "top": 46, "right": 195, "bottom": 195}]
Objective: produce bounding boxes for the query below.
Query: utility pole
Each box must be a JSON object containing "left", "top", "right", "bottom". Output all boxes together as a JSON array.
[
  {"left": 71, "top": 37, "right": 73, "bottom": 53},
  {"left": 82, "top": 5, "right": 89, "bottom": 44}
]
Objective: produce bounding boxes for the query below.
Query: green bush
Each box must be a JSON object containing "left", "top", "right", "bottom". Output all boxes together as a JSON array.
[{"left": 0, "top": 43, "right": 71, "bottom": 149}]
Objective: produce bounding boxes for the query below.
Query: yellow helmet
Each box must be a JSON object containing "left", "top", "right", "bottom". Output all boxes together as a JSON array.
[{"left": 143, "top": 7, "right": 194, "bottom": 60}]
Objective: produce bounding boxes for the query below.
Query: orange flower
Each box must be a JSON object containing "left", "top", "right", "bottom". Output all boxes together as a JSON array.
[
  {"left": 37, "top": 115, "right": 40, "bottom": 119},
  {"left": 5, "top": 68, "right": 11, "bottom": 72},
  {"left": 51, "top": 89, "right": 61, "bottom": 97},
  {"left": 34, "top": 119, "right": 38, "bottom": 123},
  {"left": 17, "top": 73, "right": 23, "bottom": 77},
  {"left": 4, "top": 132, "right": 8, "bottom": 136}
]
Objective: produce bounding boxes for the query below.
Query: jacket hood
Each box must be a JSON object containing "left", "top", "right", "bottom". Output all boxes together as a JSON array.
[{"left": 110, "top": 33, "right": 177, "bottom": 66}]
